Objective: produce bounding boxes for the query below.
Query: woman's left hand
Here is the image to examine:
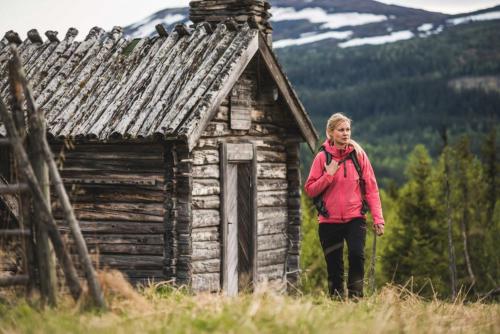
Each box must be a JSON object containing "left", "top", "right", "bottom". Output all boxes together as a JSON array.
[{"left": 374, "top": 224, "right": 384, "bottom": 236}]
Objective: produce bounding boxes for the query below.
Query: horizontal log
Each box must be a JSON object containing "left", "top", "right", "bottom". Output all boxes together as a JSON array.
[
  {"left": 0, "top": 229, "right": 31, "bottom": 237},
  {"left": 64, "top": 185, "right": 164, "bottom": 203},
  {"left": 257, "top": 264, "right": 285, "bottom": 281},
  {"left": 257, "top": 190, "right": 288, "bottom": 207},
  {"left": 192, "top": 241, "right": 221, "bottom": 261},
  {"left": 192, "top": 209, "right": 220, "bottom": 228},
  {"left": 258, "top": 207, "right": 288, "bottom": 224},
  {"left": 193, "top": 179, "right": 220, "bottom": 196},
  {"left": 0, "top": 138, "right": 10, "bottom": 146},
  {"left": 192, "top": 149, "right": 219, "bottom": 165},
  {"left": 79, "top": 234, "right": 164, "bottom": 245},
  {"left": 96, "top": 255, "right": 163, "bottom": 270},
  {"left": 256, "top": 150, "right": 286, "bottom": 163},
  {"left": 258, "top": 248, "right": 288, "bottom": 267},
  {"left": 258, "top": 233, "right": 287, "bottom": 251},
  {"left": 191, "top": 258, "right": 220, "bottom": 274},
  {"left": 257, "top": 179, "right": 288, "bottom": 192},
  {"left": 0, "top": 184, "right": 29, "bottom": 194},
  {"left": 54, "top": 202, "right": 164, "bottom": 222},
  {"left": 191, "top": 273, "right": 220, "bottom": 292},
  {"left": 192, "top": 195, "right": 220, "bottom": 209},
  {"left": 257, "top": 163, "right": 287, "bottom": 179},
  {"left": 58, "top": 158, "right": 164, "bottom": 173},
  {"left": 85, "top": 243, "right": 163, "bottom": 256},
  {"left": 61, "top": 171, "right": 164, "bottom": 183},
  {"left": 121, "top": 269, "right": 165, "bottom": 279},
  {"left": 58, "top": 221, "right": 164, "bottom": 234},
  {"left": 192, "top": 164, "right": 219, "bottom": 178},
  {"left": 0, "top": 274, "right": 29, "bottom": 287},
  {"left": 62, "top": 177, "right": 160, "bottom": 187},
  {"left": 192, "top": 226, "right": 219, "bottom": 242}
]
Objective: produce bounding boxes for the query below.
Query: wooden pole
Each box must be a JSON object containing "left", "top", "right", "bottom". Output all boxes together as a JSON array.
[
  {"left": 8, "top": 55, "right": 58, "bottom": 307},
  {"left": 40, "top": 139, "right": 107, "bottom": 309},
  {"left": 7, "top": 47, "right": 106, "bottom": 310},
  {"left": 0, "top": 98, "right": 82, "bottom": 301},
  {"left": 7, "top": 67, "right": 36, "bottom": 298}
]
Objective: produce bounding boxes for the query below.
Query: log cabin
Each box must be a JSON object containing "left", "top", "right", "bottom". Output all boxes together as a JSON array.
[{"left": 0, "top": 0, "right": 319, "bottom": 294}]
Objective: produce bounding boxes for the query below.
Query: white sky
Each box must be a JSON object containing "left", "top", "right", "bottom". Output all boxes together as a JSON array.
[{"left": 1, "top": 0, "right": 499, "bottom": 39}]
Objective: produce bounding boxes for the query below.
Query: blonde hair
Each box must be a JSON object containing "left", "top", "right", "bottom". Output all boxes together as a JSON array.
[{"left": 326, "top": 113, "right": 364, "bottom": 154}]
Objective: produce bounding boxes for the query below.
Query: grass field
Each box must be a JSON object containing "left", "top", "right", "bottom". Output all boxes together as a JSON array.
[{"left": 0, "top": 271, "right": 498, "bottom": 334}]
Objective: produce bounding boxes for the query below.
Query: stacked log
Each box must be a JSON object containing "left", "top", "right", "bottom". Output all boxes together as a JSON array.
[{"left": 189, "top": 0, "right": 272, "bottom": 36}]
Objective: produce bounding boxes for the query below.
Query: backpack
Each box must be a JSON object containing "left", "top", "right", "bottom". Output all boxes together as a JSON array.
[{"left": 312, "top": 146, "right": 369, "bottom": 218}]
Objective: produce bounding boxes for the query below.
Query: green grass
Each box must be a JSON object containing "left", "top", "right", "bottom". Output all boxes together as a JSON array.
[{"left": 0, "top": 272, "right": 498, "bottom": 333}]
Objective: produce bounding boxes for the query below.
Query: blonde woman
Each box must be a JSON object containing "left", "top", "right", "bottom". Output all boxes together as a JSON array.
[{"left": 305, "top": 113, "right": 385, "bottom": 298}]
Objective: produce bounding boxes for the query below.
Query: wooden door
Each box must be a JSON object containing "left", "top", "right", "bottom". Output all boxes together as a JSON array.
[{"left": 221, "top": 143, "right": 257, "bottom": 295}]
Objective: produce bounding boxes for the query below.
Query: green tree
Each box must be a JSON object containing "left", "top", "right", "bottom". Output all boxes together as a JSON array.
[{"left": 382, "top": 145, "right": 449, "bottom": 296}]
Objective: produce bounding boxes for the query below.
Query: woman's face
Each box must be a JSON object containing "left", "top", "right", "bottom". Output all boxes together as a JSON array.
[{"left": 328, "top": 120, "right": 351, "bottom": 147}]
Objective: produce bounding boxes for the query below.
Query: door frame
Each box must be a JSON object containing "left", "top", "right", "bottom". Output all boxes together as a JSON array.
[{"left": 220, "top": 142, "right": 257, "bottom": 294}]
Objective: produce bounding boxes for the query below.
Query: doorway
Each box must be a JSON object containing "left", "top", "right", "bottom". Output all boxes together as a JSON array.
[{"left": 220, "top": 143, "right": 257, "bottom": 296}]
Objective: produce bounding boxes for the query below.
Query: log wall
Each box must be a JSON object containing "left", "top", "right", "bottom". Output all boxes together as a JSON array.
[
  {"left": 190, "top": 56, "right": 303, "bottom": 292},
  {"left": 51, "top": 143, "right": 166, "bottom": 285}
]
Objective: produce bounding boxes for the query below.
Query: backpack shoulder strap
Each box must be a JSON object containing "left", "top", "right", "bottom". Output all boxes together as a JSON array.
[
  {"left": 319, "top": 145, "right": 332, "bottom": 165},
  {"left": 349, "top": 150, "right": 363, "bottom": 178}
]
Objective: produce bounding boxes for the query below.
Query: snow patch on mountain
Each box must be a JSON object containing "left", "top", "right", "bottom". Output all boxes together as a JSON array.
[
  {"left": 130, "top": 14, "right": 186, "bottom": 38},
  {"left": 339, "top": 30, "right": 413, "bottom": 48},
  {"left": 417, "top": 23, "right": 433, "bottom": 32},
  {"left": 270, "top": 7, "right": 388, "bottom": 29},
  {"left": 448, "top": 11, "right": 500, "bottom": 25},
  {"left": 273, "top": 30, "right": 353, "bottom": 48}
]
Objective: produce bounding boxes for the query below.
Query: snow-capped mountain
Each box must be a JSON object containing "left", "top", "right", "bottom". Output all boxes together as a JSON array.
[{"left": 124, "top": 1, "right": 500, "bottom": 49}]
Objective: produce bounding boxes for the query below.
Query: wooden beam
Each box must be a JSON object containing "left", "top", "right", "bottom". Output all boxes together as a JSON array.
[
  {"left": 0, "top": 183, "right": 29, "bottom": 194},
  {"left": 0, "top": 229, "right": 31, "bottom": 237},
  {"left": 0, "top": 138, "right": 10, "bottom": 146},
  {"left": 257, "top": 33, "right": 318, "bottom": 152},
  {"left": 0, "top": 275, "right": 29, "bottom": 287}
]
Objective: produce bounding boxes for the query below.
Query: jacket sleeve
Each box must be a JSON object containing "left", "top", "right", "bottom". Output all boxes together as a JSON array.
[
  {"left": 360, "top": 152, "right": 385, "bottom": 225},
  {"left": 304, "top": 152, "right": 335, "bottom": 198}
]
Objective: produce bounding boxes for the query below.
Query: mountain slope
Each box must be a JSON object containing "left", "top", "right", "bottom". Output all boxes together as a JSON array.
[
  {"left": 276, "top": 20, "right": 500, "bottom": 185},
  {"left": 124, "top": 0, "right": 448, "bottom": 45}
]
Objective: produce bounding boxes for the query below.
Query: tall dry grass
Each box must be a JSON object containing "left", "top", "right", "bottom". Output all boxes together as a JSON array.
[{"left": 0, "top": 269, "right": 498, "bottom": 333}]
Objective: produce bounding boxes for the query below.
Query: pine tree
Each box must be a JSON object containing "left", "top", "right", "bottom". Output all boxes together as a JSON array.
[{"left": 382, "top": 145, "right": 448, "bottom": 295}]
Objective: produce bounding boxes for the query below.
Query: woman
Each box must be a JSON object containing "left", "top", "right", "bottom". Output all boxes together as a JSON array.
[{"left": 305, "top": 113, "right": 385, "bottom": 298}]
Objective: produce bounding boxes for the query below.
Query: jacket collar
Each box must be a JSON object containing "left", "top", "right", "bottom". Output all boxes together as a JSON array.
[{"left": 322, "top": 139, "right": 354, "bottom": 160}]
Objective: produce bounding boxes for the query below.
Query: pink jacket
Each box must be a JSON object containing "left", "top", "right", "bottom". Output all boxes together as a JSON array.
[{"left": 304, "top": 140, "right": 385, "bottom": 225}]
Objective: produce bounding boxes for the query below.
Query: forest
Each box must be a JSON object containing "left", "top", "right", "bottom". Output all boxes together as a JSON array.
[
  {"left": 277, "top": 20, "right": 500, "bottom": 186},
  {"left": 300, "top": 130, "right": 499, "bottom": 299}
]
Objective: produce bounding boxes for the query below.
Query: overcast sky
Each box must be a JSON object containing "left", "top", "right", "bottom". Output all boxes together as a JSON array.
[{"left": 1, "top": 0, "right": 499, "bottom": 39}]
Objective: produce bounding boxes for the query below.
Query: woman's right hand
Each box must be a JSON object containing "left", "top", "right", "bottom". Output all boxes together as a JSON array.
[{"left": 324, "top": 160, "right": 339, "bottom": 176}]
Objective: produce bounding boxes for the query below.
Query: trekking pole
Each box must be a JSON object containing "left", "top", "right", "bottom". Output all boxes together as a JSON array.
[{"left": 369, "top": 230, "right": 377, "bottom": 294}]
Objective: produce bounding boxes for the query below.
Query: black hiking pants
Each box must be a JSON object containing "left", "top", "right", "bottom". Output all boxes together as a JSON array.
[{"left": 318, "top": 218, "right": 366, "bottom": 298}]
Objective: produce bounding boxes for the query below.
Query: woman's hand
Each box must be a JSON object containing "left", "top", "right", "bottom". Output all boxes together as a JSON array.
[
  {"left": 374, "top": 224, "right": 384, "bottom": 236},
  {"left": 324, "top": 160, "right": 339, "bottom": 176}
]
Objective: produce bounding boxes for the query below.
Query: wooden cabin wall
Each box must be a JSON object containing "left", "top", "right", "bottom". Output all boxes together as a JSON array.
[
  {"left": 189, "top": 56, "right": 303, "bottom": 292},
  {"left": 51, "top": 143, "right": 165, "bottom": 285}
]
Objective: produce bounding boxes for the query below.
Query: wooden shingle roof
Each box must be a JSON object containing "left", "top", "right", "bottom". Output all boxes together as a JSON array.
[{"left": 0, "top": 23, "right": 318, "bottom": 150}]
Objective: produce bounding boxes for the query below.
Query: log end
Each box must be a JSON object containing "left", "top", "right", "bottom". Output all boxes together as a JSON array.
[
  {"left": 4, "top": 31, "right": 22, "bottom": 45},
  {"left": 155, "top": 24, "right": 169, "bottom": 38},
  {"left": 65, "top": 28, "right": 79, "bottom": 40},
  {"left": 174, "top": 24, "right": 191, "bottom": 37},
  {"left": 85, "top": 26, "right": 105, "bottom": 41},
  {"left": 27, "top": 29, "right": 43, "bottom": 44},
  {"left": 45, "top": 30, "right": 60, "bottom": 43}
]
